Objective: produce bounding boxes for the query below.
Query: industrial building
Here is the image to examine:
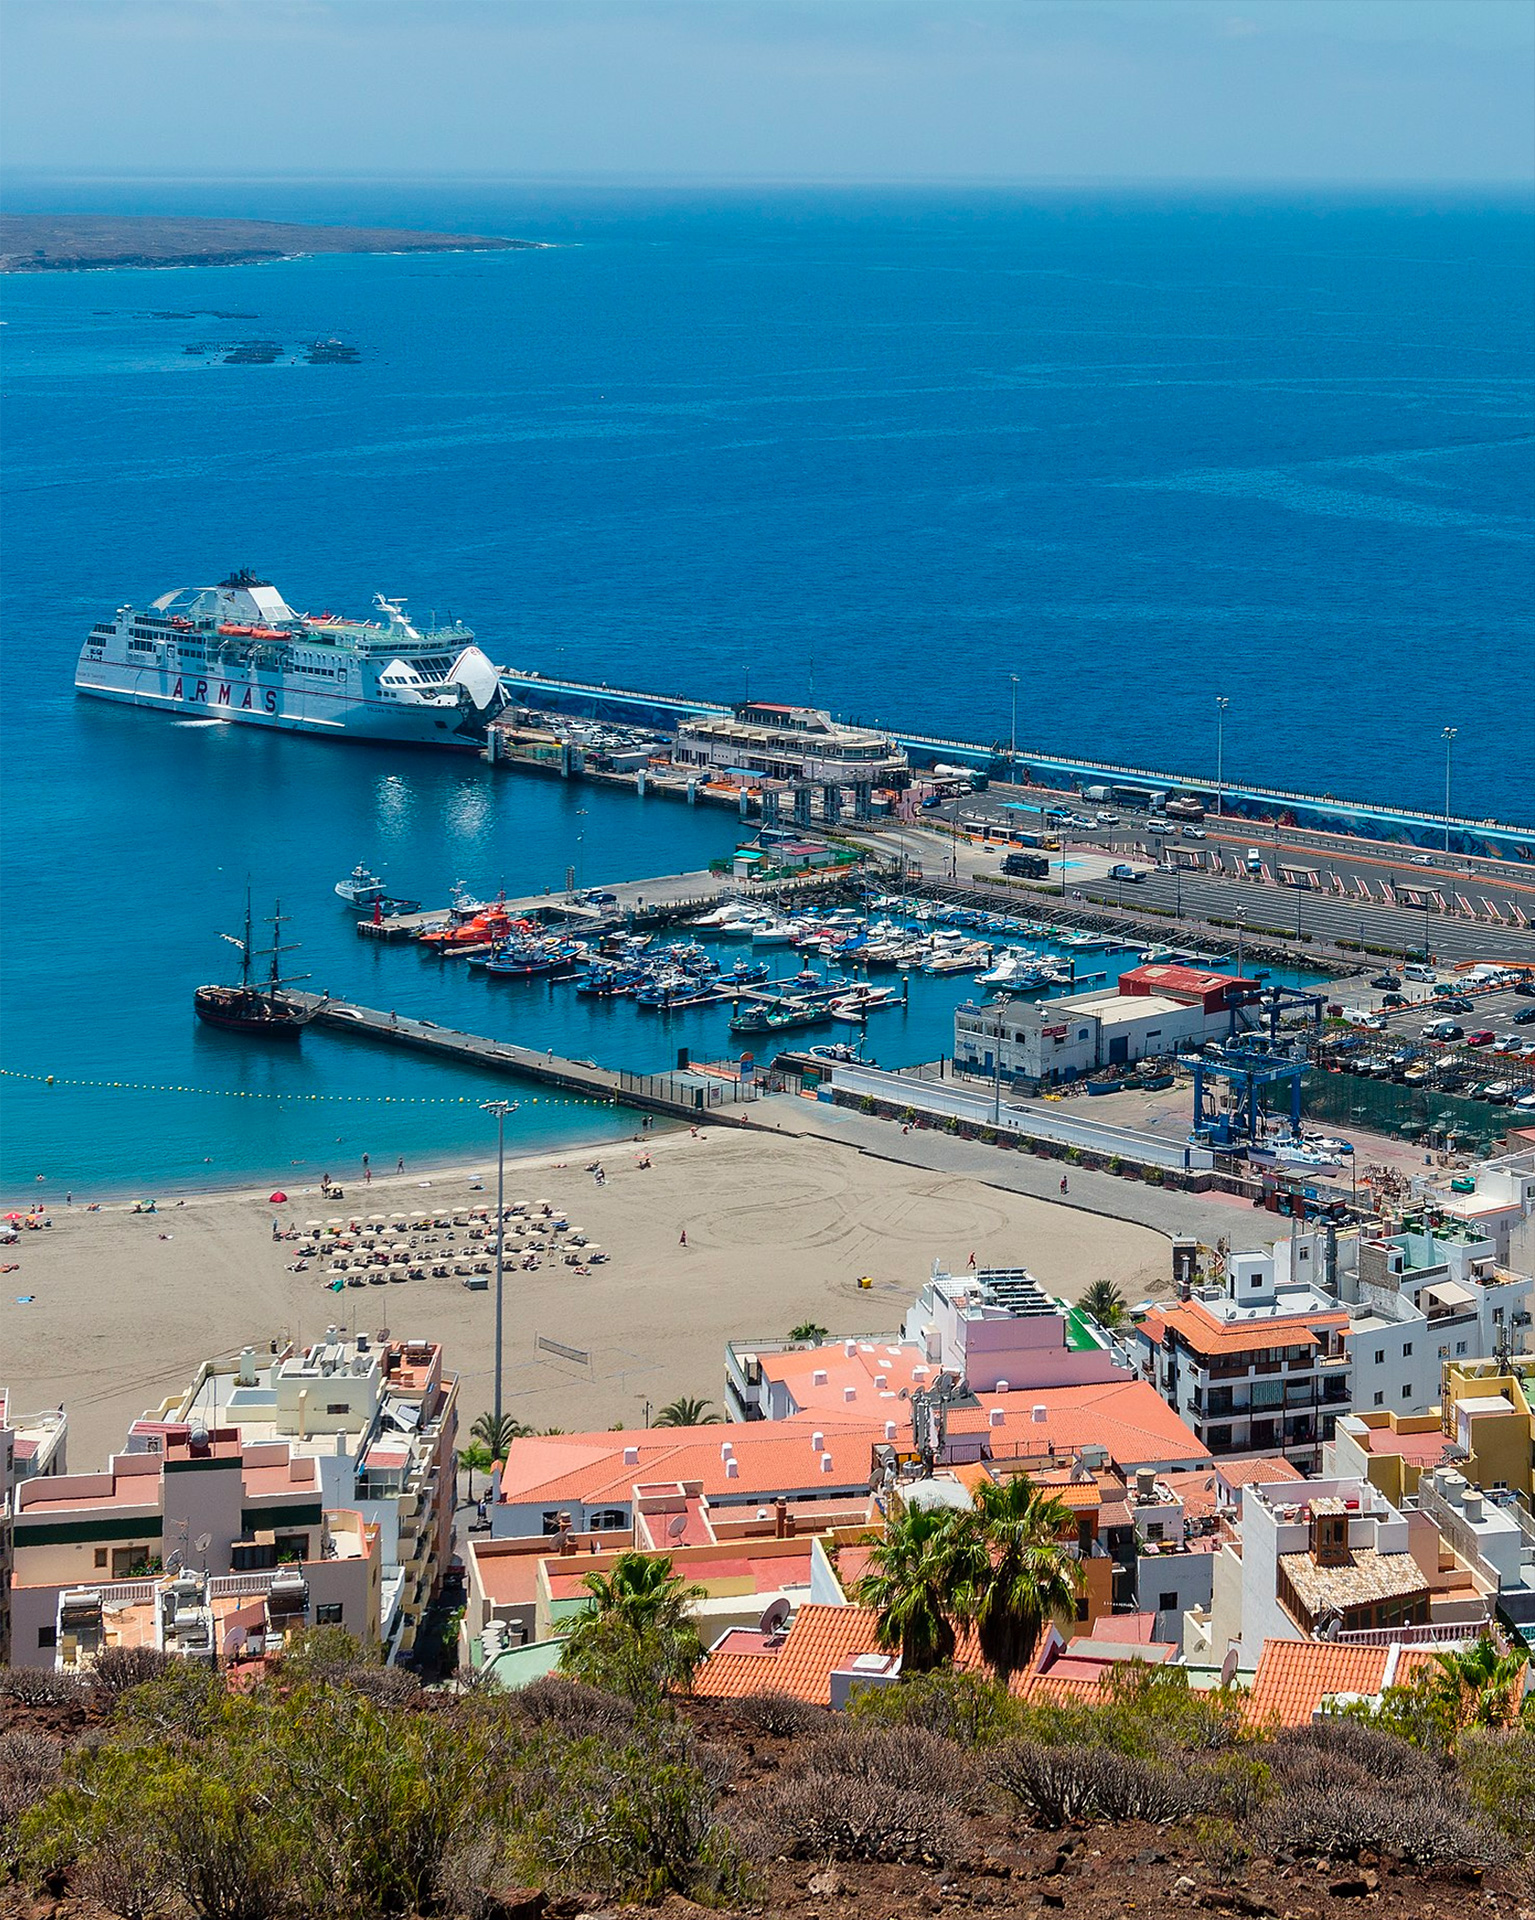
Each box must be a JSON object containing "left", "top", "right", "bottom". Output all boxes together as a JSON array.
[
  {"left": 673, "top": 701, "right": 908, "bottom": 789},
  {"left": 954, "top": 963, "right": 1256, "bottom": 1086}
]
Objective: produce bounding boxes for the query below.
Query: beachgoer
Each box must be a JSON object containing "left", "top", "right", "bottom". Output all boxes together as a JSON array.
[
  {"left": 679, "top": 1227, "right": 687, "bottom": 1247},
  {"left": 967, "top": 1250, "right": 976, "bottom": 1269},
  {"left": 390, "top": 1010, "right": 398, "bottom": 1026},
  {"left": 1060, "top": 1175, "right": 1069, "bottom": 1195},
  {"left": 396, "top": 1156, "right": 405, "bottom": 1174}
]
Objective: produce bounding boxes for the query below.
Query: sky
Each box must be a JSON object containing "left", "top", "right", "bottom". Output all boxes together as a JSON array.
[{"left": 1, "top": 0, "right": 1532, "bottom": 185}]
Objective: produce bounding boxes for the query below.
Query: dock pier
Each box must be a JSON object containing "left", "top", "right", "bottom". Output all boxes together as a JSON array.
[{"left": 285, "top": 993, "right": 758, "bottom": 1121}]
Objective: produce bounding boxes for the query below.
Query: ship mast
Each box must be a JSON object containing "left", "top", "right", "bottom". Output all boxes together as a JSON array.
[
  {"left": 217, "top": 886, "right": 256, "bottom": 992},
  {"left": 261, "top": 901, "right": 310, "bottom": 997}
]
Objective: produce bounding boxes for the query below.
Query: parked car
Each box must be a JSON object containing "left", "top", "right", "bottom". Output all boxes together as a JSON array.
[
  {"left": 1514, "top": 981, "right": 1535, "bottom": 998},
  {"left": 1370, "top": 973, "right": 1402, "bottom": 991},
  {"left": 1440, "top": 997, "right": 1474, "bottom": 1014},
  {"left": 1183, "top": 826, "right": 1206, "bottom": 839},
  {"left": 1381, "top": 992, "right": 1407, "bottom": 1009},
  {"left": 1467, "top": 1030, "right": 1496, "bottom": 1047},
  {"left": 1515, "top": 1006, "right": 1535, "bottom": 1026},
  {"left": 1420, "top": 1021, "right": 1464, "bottom": 1042}
]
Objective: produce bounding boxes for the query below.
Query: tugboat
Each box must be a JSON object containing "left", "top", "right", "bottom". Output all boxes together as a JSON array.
[{"left": 194, "top": 896, "right": 317, "bottom": 1037}]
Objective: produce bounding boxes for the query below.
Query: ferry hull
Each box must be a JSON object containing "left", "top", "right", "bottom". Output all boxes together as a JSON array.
[{"left": 75, "top": 662, "right": 488, "bottom": 748}]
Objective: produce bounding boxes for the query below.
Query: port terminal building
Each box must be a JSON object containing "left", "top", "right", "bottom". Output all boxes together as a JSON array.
[{"left": 671, "top": 701, "right": 908, "bottom": 790}]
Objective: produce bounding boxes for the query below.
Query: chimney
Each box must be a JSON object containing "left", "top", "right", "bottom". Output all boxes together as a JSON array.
[
  {"left": 623, "top": 1445, "right": 639, "bottom": 1466},
  {"left": 884, "top": 1421, "right": 898, "bottom": 1441},
  {"left": 843, "top": 1386, "right": 857, "bottom": 1403},
  {"left": 812, "top": 1369, "right": 828, "bottom": 1388},
  {"left": 725, "top": 1458, "right": 739, "bottom": 1479},
  {"left": 774, "top": 1496, "right": 788, "bottom": 1539},
  {"left": 297, "top": 1388, "right": 309, "bottom": 1441},
  {"left": 820, "top": 1452, "right": 835, "bottom": 1474},
  {"left": 1031, "top": 1403, "right": 1048, "bottom": 1425},
  {"left": 720, "top": 1439, "right": 734, "bottom": 1458},
  {"left": 844, "top": 1340, "right": 857, "bottom": 1358},
  {"left": 558, "top": 1512, "right": 576, "bottom": 1556},
  {"left": 238, "top": 1346, "right": 257, "bottom": 1386},
  {"left": 811, "top": 1430, "right": 824, "bottom": 1451},
  {"left": 874, "top": 1374, "right": 888, "bottom": 1390},
  {"left": 989, "top": 1407, "right": 1006, "bottom": 1427}
]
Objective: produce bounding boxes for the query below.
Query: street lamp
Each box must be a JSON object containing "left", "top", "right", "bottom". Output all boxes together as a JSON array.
[
  {"left": 1009, "top": 674, "right": 1020, "bottom": 785},
  {"left": 1215, "top": 696, "right": 1229, "bottom": 819},
  {"left": 1441, "top": 727, "right": 1457, "bottom": 857},
  {"left": 480, "top": 1099, "right": 520, "bottom": 1432}
]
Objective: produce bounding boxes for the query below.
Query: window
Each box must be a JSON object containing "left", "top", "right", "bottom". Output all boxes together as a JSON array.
[
  {"left": 111, "top": 1548, "right": 149, "bottom": 1578},
  {"left": 1145, "top": 1522, "right": 1165, "bottom": 1541},
  {"left": 541, "top": 1511, "right": 564, "bottom": 1535},
  {"left": 94, "top": 1549, "right": 109, "bottom": 1569},
  {"left": 232, "top": 1542, "right": 278, "bottom": 1572},
  {"left": 1456, "top": 1341, "right": 1467, "bottom": 1355},
  {"left": 1402, "top": 1384, "right": 1413, "bottom": 1401},
  {"left": 1402, "top": 1343, "right": 1413, "bottom": 1357},
  {"left": 315, "top": 1603, "right": 343, "bottom": 1626},
  {"left": 589, "top": 1509, "right": 627, "bottom": 1532},
  {"left": 1373, "top": 1391, "right": 1385, "bottom": 1407},
  {"left": 275, "top": 1534, "right": 310, "bottom": 1563},
  {"left": 326, "top": 1402, "right": 349, "bottom": 1415},
  {"left": 1374, "top": 1349, "right": 1385, "bottom": 1365},
  {"left": 1439, "top": 1345, "right": 1449, "bottom": 1359},
  {"left": 38, "top": 1627, "right": 56, "bottom": 1651},
  {"left": 1159, "top": 1591, "right": 1179, "bottom": 1612},
  {"left": 1075, "top": 1596, "right": 1090, "bottom": 1621}
]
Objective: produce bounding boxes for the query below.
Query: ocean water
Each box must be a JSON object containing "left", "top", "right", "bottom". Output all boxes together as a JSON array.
[{"left": 2, "top": 184, "right": 1531, "bottom": 1192}]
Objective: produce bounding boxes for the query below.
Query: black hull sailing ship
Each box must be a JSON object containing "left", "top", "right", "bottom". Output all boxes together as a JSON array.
[{"left": 194, "top": 897, "right": 317, "bottom": 1037}]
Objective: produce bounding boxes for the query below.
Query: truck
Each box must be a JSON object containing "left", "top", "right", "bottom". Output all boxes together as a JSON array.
[
  {"left": 1002, "top": 851, "right": 1050, "bottom": 880},
  {"left": 1108, "top": 863, "right": 1141, "bottom": 882}
]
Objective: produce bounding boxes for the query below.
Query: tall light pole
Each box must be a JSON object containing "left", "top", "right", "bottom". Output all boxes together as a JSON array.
[
  {"left": 1441, "top": 727, "right": 1457, "bottom": 857},
  {"left": 1009, "top": 674, "right": 1020, "bottom": 785},
  {"left": 1215, "top": 696, "right": 1229, "bottom": 819},
  {"left": 1236, "top": 907, "right": 1245, "bottom": 981},
  {"left": 480, "top": 1099, "right": 520, "bottom": 1433}
]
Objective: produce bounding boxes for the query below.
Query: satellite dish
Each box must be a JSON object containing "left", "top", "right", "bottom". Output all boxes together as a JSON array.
[
  {"left": 195, "top": 1533, "right": 212, "bottom": 1555},
  {"left": 759, "top": 1597, "right": 791, "bottom": 1634},
  {"left": 164, "top": 1551, "right": 184, "bottom": 1575},
  {"left": 667, "top": 1513, "right": 688, "bottom": 1542}
]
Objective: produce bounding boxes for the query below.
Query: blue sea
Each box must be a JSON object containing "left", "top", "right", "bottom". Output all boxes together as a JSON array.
[{"left": 2, "top": 183, "right": 1531, "bottom": 1194}]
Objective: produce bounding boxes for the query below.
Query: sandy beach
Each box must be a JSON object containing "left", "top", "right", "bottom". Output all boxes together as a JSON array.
[{"left": 2, "top": 1127, "right": 1171, "bottom": 1469}]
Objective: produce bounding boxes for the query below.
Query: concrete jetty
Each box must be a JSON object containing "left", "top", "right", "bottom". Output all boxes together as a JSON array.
[{"left": 286, "top": 992, "right": 757, "bottom": 1121}]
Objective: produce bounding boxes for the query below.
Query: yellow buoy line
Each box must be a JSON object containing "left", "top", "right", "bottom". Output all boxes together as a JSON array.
[{"left": 0, "top": 1067, "right": 614, "bottom": 1108}]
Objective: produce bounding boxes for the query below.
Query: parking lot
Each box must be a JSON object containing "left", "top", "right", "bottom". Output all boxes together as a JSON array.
[{"left": 1316, "top": 968, "right": 1535, "bottom": 1112}]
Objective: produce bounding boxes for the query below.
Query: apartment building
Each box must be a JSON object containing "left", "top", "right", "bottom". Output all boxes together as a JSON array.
[
  {"left": 727, "top": 1264, "right": 1124, "bottom": 1422},
  {"left": 8, "top": 1427, "right": 381, "bottom": 1669},
  {"left": 1136, "top": 1230, "right": 1531, "bottom": 1471},
  {"left": 1, "top": 1390, "right": 68, "bottom": 1665},
  {"left": 140, "top": 1330, "right": 458, "bottom": 1663}
]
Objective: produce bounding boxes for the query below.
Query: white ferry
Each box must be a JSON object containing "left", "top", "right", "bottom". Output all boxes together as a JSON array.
[{"left": 75, "top": 572, "right": 507, "bottom": 746}]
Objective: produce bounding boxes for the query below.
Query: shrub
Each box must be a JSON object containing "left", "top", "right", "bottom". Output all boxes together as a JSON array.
[
  {"left": 1193, "top": 1816, "right": 1252, "bottom": 1886},
  {"left": 847, "top": 1668, "right": 1020, "bottom": 1747},
  {"left": 752, "top": 1772, "right": 963, "bottom": 1865},
  {"left": 87, "top": 1646, "right": 178, "bottom": 1701},
  {"left": 0, "top": 1731, "right": 63, "bottom": 1861},
  {"left": 0, "top": 1667, "right": 85, "bottom": 1710},
  {"left": 992, "top": 1739, "right": 1104, "bottom": 1826},
  {"left": 1459, "top": 1726, "right": 1535, "bottom": 1853},
  {"left": 511, "top": 1672, "right": 642, "bottom": 1738},
  {"left": 801, "top": 1724, "right": 978, "bottom": 1808},
  {"left": 506, "top": 1729, "right": 755, "bottom": 1905},
  {"left": 1256, "top": 1776, "right": 1503, "bottom": 1874},
  {"left": 729, "top": 1688, "right": 825, "bottom": 1738}
]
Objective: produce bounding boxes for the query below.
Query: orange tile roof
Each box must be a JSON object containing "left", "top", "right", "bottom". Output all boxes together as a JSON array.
[
  {"left": 497, "top": 1418, "right": 883, "bottom": 1508},
  {"left": 694, "top": 1603, "right": 883, "bottom": 1706},
  {"left": 1245, "top": 1639, "right": 1436, "bottom": 1728},
  {"left": 1215, "top": 1455, "right": 1305, "bottom": 1493},
  {"left": 961, "top": 1379, "right": 1210, "bottom": 1469},
  {"left": 1160, "top": 1470, "right": 1220, "bottom": 1520},
  {"left": 1149, "top": 1300, "right": 1345, "bottom": 1357}
]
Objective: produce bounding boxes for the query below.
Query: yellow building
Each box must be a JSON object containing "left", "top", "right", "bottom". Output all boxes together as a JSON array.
[{"left": 1441, "top": 1358, "right": 1535, "bottom": 1499}]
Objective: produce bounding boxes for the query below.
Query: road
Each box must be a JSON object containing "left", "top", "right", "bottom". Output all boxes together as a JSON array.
[{"left": 909, "top": 788, "right": 1535, "bottom": 967}]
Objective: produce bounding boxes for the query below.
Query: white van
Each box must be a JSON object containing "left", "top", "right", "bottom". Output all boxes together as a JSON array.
[
  {"left": 1245, "top": 848, "right": 1263, "bottom": 873},
  {"left": 1404, "top": 964, "right": 1436, "bottom": 983}
]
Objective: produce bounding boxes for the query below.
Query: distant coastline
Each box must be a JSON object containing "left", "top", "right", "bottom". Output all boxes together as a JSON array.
[{"left": 0, "top": 212, "right": 542, "bottom": 273}]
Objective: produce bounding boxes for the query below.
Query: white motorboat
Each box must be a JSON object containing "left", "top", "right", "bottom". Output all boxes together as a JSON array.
[{"left": 336, "top": 864, "right": 388, "bottom": 907}]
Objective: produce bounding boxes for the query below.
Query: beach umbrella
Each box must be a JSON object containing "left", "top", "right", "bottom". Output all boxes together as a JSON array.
[
  {"left": 327, "top": 1218, "right": 343, "bottom": 1231},
  {"left": 306, "top": 1220, "right": 322, "bottom": 1231},
  {"left": 269, "top": 1191, "right": 288, "bottom": 1204}
]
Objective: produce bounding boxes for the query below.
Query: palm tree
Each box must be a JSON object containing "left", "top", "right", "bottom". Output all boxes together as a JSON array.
[
  {"left": 652, "top": 1396, "right": 721, "bottom": 1427},
  {"left": 789, "top": 1321, "right": 830, "bottom": 1343},
  {"left": 1080, "top": 1280, "right": 1128, "bottom": 1329},
  {"left": 458, "top": 1441, "right": 493, "bottom": 1501},
  {"left": 855, "top": 1497, "right": 986, "bottom": 1672},
  {"left": 963, "top": 1474, "right": 1082, "bottom": 1686},
  {"left": 580, "top": 1550, "right": 704, "bottom": 1633},
  {"left": 470, "top": 1409, "right": 527, "bottom": 1459},
  {"left": 1432, "top": 1634, "right": 1530, "bottom": 1737},
  {"left": 559, "top": 1550, "right": 706, "bottom": 1696}
]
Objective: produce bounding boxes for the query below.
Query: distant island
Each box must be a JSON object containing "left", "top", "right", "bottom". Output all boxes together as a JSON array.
[{"left": 0, "top": 213, "right": 541, "bottom": 273}]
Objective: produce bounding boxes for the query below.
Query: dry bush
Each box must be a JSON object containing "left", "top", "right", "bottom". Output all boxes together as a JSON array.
[
  {"left": 1257, "top": 1777, "right": 1504, "bottom": 1874},
  {"left": 802, "top": 1723, "right": 979, "bottom": 1807},
  {"left": 752, "top": 1771, "right": 964, "bottom": 1865},
  {"left": 730, "top": 1688, "right": 825, "bottom": 1738},
  {"left": 87, "top": 1646, "right": 178, "bottom": 1702},
  {"left": 0, "top": 1731, "right": 63, "bottom": 1854},
  {"left": 0, "top": 1667, "right": 86, "bottom": 1710},
  {"left": 1266, "top": 1715, "right": 1446, "bottom": 1794},
  {"left": 846, "top": 1667, "right": 1020, "bottom": 1747},
  {"left": 510, "top": 1673, "right": 641, "bottom": 1738},
  {"left": 994, "top": 1738, "right": 1193, "bottom": 1827}
]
